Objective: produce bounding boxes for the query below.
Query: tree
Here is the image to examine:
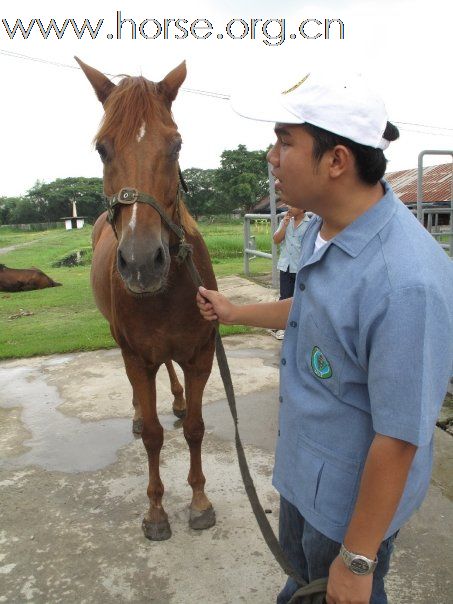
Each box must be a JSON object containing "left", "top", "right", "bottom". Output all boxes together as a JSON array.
[
  {"left": 181, "top": 168, "right": 222, "bottom": 218},
  {"left": 25, "top": 177, "right": 105, "bottom": 222},
  {"left": 0, "top": 197, "right": 21, "bottom": 225},
  {"left": 216, "top": 145, "right": 270, "bottom": 213}
]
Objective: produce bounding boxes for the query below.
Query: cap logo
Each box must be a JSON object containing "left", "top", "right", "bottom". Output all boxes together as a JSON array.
[
  {"left": 282, "top": 73, "right": 310, "bottom": 95},
  {"left": 311, "top": 346, "right": 332, "bottom": 379}
]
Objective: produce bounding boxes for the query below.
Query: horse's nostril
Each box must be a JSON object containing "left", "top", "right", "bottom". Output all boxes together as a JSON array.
[
  {"left": 155, "top": 246, "right": 165, "bottom": 268},
  {"left": 118, "top": 249, "right": 127, "bottom": 271}
]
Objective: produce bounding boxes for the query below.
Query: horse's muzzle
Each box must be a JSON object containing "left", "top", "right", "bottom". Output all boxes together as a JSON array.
[{"left": 117, "top": 241, "right": 170, "bottom": 294}]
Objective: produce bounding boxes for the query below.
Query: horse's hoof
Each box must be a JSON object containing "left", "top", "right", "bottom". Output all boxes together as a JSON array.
[
  {"left": 189, "top": 506, "right": 216, "bottom": 531},
  {"left": 142, "top": 517, "right": 172, "bottom": 541},
  {"left": 132, "top": 418, "right": 143, "bottom": 435},
  {"left": 172, "top": 406, "right": 186, "bottom": 419}
]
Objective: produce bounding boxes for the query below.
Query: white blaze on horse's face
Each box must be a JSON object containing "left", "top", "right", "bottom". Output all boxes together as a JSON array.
[
  {"left": 129, "top": 203, "right": 138, "bottom": 233},
  {"left": 136, "top": 122, "right": 146, "bottom": 143}
]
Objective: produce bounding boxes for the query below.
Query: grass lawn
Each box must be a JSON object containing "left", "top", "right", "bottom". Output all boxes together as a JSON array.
[{"left": 0, "top": 222, "right": 274, "bottom": 359}]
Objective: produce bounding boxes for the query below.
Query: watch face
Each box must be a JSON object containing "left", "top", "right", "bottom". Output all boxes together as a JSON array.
[{"left": 350, "top": 558, "right": 371, "bottom": 575}]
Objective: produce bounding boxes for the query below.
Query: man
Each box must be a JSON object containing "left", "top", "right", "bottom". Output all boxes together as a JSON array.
[{"left": 197, "top": 73, "right": 453, "bottom": 604}]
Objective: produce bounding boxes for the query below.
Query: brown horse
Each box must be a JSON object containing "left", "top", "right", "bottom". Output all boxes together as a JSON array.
[
  {"left": 0, "top": 264, "right": 62, "bottom": 292},
  {"left": 76, "top": 57, "right": 217, "bottom": 540}
]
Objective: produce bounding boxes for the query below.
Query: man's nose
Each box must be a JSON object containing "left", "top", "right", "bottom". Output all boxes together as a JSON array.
[{"left": 267, "top": 142, "right": 279, "bottom": 166}]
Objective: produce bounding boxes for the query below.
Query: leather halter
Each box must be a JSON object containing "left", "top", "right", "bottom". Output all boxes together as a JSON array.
[{"left": 104, "top": 171, "right": 192, "bottom": 264}]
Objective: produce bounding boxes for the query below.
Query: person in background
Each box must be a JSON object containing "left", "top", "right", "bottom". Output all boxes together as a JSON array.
[{"left": 271, "top": 206, "right": 311, "bottom": 339}]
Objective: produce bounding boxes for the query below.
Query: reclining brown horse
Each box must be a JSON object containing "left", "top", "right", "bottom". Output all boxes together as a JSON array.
[
  {"left": 0, "top": 264, "right": 62, "bottom": 292},
  {"left": 76, "top": 57, "right": 217, "bottom": 540}
]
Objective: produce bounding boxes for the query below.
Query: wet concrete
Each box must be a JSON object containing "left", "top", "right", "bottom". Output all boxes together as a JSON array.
[
  {"left": 0, "top": 335, "right": 285, "bottom": 603},
  {"left": 0, "top": 362, "right": 133, "bottom": 473},
  {"left": 0, "top": 276, "right": 452, "bottom": 603}
]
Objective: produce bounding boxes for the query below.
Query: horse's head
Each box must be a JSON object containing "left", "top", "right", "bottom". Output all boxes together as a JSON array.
[{"left": 76, "top": 57, "right": 191, "bottom": 295}]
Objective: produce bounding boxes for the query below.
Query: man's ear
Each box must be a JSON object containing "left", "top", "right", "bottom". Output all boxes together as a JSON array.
[
  {"left": 328, "top": 145, "right": 351, "bottom": 178},
  {"left": 75, "top": 56, "right": 116, "bottom": 104}
]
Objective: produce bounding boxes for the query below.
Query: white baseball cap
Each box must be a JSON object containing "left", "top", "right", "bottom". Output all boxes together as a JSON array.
[{"left": 231, "top": 72, "right": 390, "bottom": 150}]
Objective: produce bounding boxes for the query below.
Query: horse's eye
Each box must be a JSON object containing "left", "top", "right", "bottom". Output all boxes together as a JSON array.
[
  {"left": 169, "top": 138, "right": 182, "bottom": 160},
  {"left": 96, "top": 143, "right": 108, "bottom": 162}
]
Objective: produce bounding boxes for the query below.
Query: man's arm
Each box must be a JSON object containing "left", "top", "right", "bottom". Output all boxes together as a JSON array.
[
  {"left": 197, "top": 286, "right": 292, "bottom": 330},
  {"left": 326, "top": 434, "right": 417, "bottom": 604}
]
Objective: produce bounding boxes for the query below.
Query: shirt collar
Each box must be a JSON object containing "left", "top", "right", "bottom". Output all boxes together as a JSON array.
[
  {"left": 330, "top": 180, "right": 398, "bottom": 258},
  {"left": 291, "top": 215, "right": 310, "bottom": 228}
]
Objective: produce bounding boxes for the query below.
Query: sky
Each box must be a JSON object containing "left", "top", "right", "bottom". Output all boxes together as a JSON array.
[{"left": 1, "top": 0, "right": 453, "bottom": 197}]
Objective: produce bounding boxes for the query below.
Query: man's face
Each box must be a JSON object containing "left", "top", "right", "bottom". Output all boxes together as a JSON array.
[{"left": 267, "top": 124, "right": 324, "bottom": 211}]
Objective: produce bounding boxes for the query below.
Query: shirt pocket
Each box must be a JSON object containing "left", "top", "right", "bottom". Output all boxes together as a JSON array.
[
  {"left": 296, "top": 433, "right": 362, "bottom": 527},
  {"left": 297, "top": 314, "right": 346, "bottom": 396}
]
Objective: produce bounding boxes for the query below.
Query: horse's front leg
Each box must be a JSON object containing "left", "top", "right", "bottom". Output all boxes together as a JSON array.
[
  {"left": 121, "top": 350, "right": 171, "bottom": 540},
  {"left": 181, "top": 341, "right": 216, "bottom": 531}
]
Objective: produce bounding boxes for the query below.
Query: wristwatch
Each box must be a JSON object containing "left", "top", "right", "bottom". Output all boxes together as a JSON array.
[{"left": 339, "top": 544, "right": 378, "bottom": 576}]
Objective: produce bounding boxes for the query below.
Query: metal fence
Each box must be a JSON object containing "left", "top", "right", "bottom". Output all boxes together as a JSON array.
[
  {"left": 243, "top": 164, "right": 280, "bottom": 288},
  {"left": 243, "top": 212, "right": 284, "bottom": 288},
  {"left": 417, "top": 151, "right": 453, "bottom": 257}
]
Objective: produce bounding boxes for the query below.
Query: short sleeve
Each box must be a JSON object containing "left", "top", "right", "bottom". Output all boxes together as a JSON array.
[{"left": 365, "top": 285, "right": 452, "bottom": 446}]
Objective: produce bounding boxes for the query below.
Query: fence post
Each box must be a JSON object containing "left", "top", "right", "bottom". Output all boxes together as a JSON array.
[
  {"left": 268, "top": 163, "right": 278, "bottom": 288},
  {"left": 244, "top": 216, "right": 250, "bottom": 276}
]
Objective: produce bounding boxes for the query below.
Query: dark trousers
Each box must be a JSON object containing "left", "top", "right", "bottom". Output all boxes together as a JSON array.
[
  {"left": 279, "top": 268, "right": 296, "bottom": 301},
  {"left": 277, "top": 497, "right": 398, "bottom": 604}
]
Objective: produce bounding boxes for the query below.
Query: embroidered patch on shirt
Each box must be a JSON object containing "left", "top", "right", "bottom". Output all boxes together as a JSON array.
[{"left": 311, "top": 346, "right": 332, "bottom": 379}]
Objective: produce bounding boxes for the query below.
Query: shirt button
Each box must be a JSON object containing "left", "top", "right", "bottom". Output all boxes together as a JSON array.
[
  {"left": 279, "top": 396, "right": 283, "bottom": 403},
  {"left": 299, "top": 283, "right": 306, "bottom": 291},
  {"left": 281, "top": 358, "right": 286, "bottom": 366},
  {"left": 290, "top": 321, "right": 297, "bottom": 328}
]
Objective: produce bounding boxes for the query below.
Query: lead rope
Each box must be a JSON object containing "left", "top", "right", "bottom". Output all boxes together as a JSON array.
[{"left": 182, "top": 249, "right": 327, "bottom": 603}]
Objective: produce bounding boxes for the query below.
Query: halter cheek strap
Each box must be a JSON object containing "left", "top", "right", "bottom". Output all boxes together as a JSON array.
[{"left": 104, "top": 186, "right": 193, "bottom": 265}]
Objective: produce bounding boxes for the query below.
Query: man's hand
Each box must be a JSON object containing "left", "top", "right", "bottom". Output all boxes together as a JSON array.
[
  {"left": 326, "top": 556, "right": 372, "bottom": 604},
  {"left": 196, "top": 286, "right": 237, "bottom": 324}
]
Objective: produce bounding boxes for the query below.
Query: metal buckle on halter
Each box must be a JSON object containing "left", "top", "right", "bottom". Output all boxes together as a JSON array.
[{"left": 118, "top": 188, "right": 139, "bottom": 204}]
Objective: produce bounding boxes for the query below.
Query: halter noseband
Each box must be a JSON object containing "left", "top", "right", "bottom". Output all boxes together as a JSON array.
[{"left": 104, "top": 174, "right": 192, "bottom": 265}]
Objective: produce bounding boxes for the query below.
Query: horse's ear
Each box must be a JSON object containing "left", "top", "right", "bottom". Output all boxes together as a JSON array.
[
  {"left": 75, "top": 56, "right": 116, "bottom": 104},
  {"left": 158, "top": 61, "right": 187, "bottom": 103}
]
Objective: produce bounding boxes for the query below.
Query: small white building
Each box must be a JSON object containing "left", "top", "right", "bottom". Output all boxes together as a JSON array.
[{"left": 61, "top": 200, "right": 85, "bottom": 230}]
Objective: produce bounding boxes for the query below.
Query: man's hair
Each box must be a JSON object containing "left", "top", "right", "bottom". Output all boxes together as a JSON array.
[{"left": 302, "top": 122, "right": 400, "bottom": 185}]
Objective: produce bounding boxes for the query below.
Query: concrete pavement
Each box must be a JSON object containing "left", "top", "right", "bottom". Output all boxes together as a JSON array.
[{"left": 0, "top": 276, "right": 451, "bottom": 603}]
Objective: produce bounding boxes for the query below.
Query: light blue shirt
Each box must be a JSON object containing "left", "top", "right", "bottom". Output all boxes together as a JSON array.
[
  {"left": 276, "top": 215, "right": 311, "bottom": 273},
  {"left": 273, "top": 181, "right": 453, "bottom": 542}
]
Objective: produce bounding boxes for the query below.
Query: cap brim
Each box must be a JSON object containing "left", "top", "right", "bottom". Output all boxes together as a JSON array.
[{"left": 230, "top": 91, "right": 303, "bottom": 124}]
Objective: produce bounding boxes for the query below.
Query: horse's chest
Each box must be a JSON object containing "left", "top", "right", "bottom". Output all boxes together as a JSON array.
[{"left": 113, "top": 298, "right": 206, "bottom": 365}]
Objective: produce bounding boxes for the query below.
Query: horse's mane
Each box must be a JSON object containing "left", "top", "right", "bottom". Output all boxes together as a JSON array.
[
  {"left": 177, "top": 197, "right": 198, "bottom": 237},
  {"left": 96, "top": 76, "right": 198, "bottom": 236},
  {"left": 95, "top": 76, "right": 163, "bottom": 151}
]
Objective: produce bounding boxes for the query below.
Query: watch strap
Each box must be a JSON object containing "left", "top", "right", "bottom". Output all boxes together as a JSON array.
[{"left": 340, "top": 544, "right": 378, "bottom": 575}]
